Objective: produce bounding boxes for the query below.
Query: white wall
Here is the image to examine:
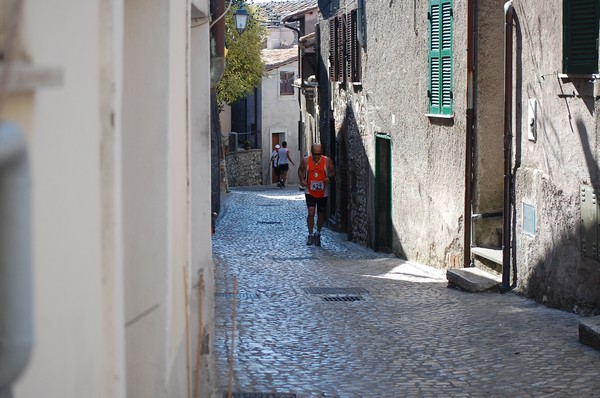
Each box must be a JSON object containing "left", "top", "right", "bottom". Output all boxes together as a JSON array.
[
  {"left": 3, "top": 0, "right": 214, "bottom": 396},
  {"left": 9, "top": 1, "right": 126, "bottom": 397},
  {"left": 261, "top": 63, "right": 301, "bottom": 185},
  {"left": 190, "top": 6, "right": 217, "bottom": 398}
]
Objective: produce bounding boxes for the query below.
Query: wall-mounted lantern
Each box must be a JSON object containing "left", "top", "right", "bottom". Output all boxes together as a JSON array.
[{"left": 234, "top": 6, "right": 249, "bottom": 35}]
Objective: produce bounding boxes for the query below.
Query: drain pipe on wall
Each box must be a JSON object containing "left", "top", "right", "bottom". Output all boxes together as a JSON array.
[
  {"left": 501, "top": 1, "right": 514, "bottom": 292},
  {"left": 463, "top": 0, "right": 475, "bottom": 267},
  {"left": 0, "top": 122, "right": 33, "bottom": 396}
]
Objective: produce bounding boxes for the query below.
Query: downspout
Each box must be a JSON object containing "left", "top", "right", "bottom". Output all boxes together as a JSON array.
[
  {"left": 464, "top": 0, "right": 475, "bottom": 267},
  {"left": 501, "top": 1, "right": 514, "bottom": 292},
  {"left": 0, "top": 122, "right": 32, "bottom": 395}
]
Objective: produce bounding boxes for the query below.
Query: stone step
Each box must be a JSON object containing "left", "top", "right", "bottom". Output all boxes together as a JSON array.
[
  {"left": 579, "top": 315, "right": 600, "bottom": 352},
  {"left": 471, "top": 246, "right": 503, "bottom": 265},
  {"left": 446, "top": 267, "right": 501, "bottom": 292}
]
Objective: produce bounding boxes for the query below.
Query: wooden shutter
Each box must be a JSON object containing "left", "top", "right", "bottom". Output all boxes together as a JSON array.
[
  {"left": 345, "top": 13, "right": 352, "bottom": 82},
  {"left": 336, "top": 15, "right": 345, "bottom": 82},
  {"left": 429, "top": 0, "right": 453, "bottom": 115},
  {"left": 563, "top": 0, "right": 599, "bottom": 74},
  {"left": 348, "top": 9, "right": 361, "bottom": 83},
  {"left": 280, "top": 71, "right": 294, "bottom": 95},
  {"left": 440, "top": 1, "right": 453, "bottom": 113},
  {"left": 329, "top": 19, "right": 336, "bottom": 81}
]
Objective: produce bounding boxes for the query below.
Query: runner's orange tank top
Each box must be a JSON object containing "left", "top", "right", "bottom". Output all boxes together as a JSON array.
[{"left": 306, "top": 155, "right": 328, "bottom": 198}]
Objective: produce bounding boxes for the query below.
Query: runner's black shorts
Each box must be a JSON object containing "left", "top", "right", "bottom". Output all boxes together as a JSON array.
[
  {"left": 279, "top": 163, "right": 289, "bottom": 172},
  {"left": 305, "top": 194, "right": 327, "bottom": 213}
]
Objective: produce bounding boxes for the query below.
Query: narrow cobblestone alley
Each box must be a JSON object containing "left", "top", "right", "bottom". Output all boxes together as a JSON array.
[{"left": 212, "top": 186, "right": 600, "bottom": 397}]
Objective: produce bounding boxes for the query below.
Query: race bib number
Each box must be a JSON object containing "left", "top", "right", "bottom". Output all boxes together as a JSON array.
[{"left": 310, "top": 180, "right": 324, "bottom": 191}]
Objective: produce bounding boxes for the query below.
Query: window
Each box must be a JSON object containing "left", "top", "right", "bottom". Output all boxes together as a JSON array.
[
  {"left": 328, "top": 11, "right": 362, "bottom": 84},
  {"left": 280, "top": 71, "right": 295, "bottom": 96},
  {"left": 428, "top": 0, "right": 453, "bottom": 116},
  {"left": 563, "top": 0, "right": 599, "bottom": 74}
]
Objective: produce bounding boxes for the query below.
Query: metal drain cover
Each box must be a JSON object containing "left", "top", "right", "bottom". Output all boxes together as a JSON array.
[
  {"left": 215, "top": 292, "right": 260, "bottom": 300},
  {"left": 322, "top": 296, "right": 363, "bottom": 302},
  {"left": 302, "top": 287, "right": 369, "bottom": 295}
]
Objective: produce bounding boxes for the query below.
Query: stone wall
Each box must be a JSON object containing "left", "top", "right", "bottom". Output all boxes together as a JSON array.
[{"left": 226, "top": 149, "right": 262, "bottom": 187}]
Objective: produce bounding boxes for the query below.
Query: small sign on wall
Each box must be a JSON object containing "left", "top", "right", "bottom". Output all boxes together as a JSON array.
[{"left": 523, "top": 202, "right": 536, "bottom": 237}]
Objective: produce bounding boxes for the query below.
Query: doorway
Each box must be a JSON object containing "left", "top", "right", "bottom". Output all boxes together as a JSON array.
[{"left": 375, "top": 134, "right": 392, "bottom": 252}]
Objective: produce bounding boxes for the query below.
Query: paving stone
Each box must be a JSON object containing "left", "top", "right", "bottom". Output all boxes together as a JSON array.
[{"left": 213, "top": 186, "right": 600, "bottom": 397}]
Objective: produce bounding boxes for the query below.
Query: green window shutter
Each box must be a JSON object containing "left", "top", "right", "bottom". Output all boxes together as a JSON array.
[
  {"left": 563, "top": 0, "right": 599, "bottom": 74},
  {"left": 429, "top": 0, "right": 453, "bottom": 115}
]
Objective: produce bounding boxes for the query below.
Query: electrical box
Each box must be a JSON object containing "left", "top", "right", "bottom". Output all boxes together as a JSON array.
[
  {"left": 523, "top": 202, "right": 536, "bottom": 237},
  {"left": 581, "top": 185, "right": 598, "bottom": 259},
  {"left": 528, "top": 98, "right": 536, "bottom": 141}
]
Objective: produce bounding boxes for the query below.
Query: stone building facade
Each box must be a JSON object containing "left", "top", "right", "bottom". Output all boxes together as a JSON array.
[{"left": 316, "top": 0, "right": 600, "bottom": 314}]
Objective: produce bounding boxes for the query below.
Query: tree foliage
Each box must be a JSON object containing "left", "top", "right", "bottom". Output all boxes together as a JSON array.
[{"left": 216, "top": 4, "right": 267, "bottom": 108}]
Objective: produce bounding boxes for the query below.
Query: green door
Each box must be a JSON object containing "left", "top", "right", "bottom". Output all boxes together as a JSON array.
[{"left": 375, "top": 134, "right": 392, "bottom": 252}]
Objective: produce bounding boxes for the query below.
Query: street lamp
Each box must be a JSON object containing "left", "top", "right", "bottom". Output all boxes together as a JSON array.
[{"left": 233, "top": 6, "right": 249, "bottom": 35}]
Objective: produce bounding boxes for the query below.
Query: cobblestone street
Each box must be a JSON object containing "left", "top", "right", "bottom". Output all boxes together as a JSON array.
[{"left": 213, "top": 186, "right": 600, "bottom": 397}]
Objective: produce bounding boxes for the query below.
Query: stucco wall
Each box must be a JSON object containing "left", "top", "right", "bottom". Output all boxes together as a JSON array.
[
  {"left": 191, "top": 16, "right": 217, "bottom": 398},
  {"left": 7, "top": 0, "right": 216, "bottom": 396},
  {"left": 8, "top": 2, "right": 126, "bottom": 397},
  {"left": 321, "top": 0, "right": 467, "bottom": 266},
  {"left": 511, "top": 0, "right": 600, "bottom": 314},
  {"left": 261, "top": 63, "right": 301, "bottom": 185},
  {"left": 473, "top": 0, "right": 506, "bottom": 248}
]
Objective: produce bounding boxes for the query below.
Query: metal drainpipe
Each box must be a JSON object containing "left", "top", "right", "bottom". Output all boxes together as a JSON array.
[
  {"left": 501, "top": 1, "right": 514, "bottom": 291},
  {"left": 464, "top": 0, "right": 475, "bottom": 267},
  {"left": 0, "top": 122, "right": 32, "bottom": 396}
]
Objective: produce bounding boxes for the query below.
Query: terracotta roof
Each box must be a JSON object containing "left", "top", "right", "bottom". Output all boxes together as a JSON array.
[
  {"left": 261, "top": 46, "right": 298, "bottom": 71},
  {"left": 281, "top": 4, "right": 318, "bottom": 22},
  {"left": 255, "top": 0, "right": 317, "bottom": 26}
]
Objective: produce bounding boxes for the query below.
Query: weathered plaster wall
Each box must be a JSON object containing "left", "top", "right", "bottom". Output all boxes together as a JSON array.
[
  {"left": 227, "top": 149, "right": 263, "bottom": 187},
  {"left": 321, "top": 0, "right": 467, "bottom": 267},
  {"left": 190, "top": 11, "right": 217, "bottom": 398},
  {"left": 260, "top": 63, "right": 301, "bottom": 185},
  {"left": 511, "top": 0, "right": 600, "bottom": 314},
  {"left": 473, "top": 0, "right": 506, "bottom": 248},
  {"left": 8, "top": 0, "right": 216, "bottom": 396}
]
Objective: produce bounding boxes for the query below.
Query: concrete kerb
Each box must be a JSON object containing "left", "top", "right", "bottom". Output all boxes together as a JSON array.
[{"left": 579, "top": 315, "right": 600, "bottom": 352}]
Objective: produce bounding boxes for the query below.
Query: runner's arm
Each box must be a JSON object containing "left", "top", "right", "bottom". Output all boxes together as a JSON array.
[
  {"left": 298, "top": 158, "right": 307, "bottom": 187},
  {"left": 326, "top": 157, "right": 336, "bottom": 181}
]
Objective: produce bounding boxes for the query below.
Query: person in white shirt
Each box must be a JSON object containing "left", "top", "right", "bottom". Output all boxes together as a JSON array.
[{"left": 277, "top": 141, "right": 294, "bottom": 188}]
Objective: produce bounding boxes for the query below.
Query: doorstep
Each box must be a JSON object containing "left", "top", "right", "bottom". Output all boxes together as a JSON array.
[
  {"left": 446, "top": 267, "right": 501, "bottom": 292},
  {"left": 579, "top": 315, "right": 600, "bottom": 352}
]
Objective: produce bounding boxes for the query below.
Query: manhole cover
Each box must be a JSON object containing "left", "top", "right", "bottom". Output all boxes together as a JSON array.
[
  {"left": 215, "top": 292, "right": 260, "bottom": 300},
  {"left": 224, "top": 393, "right": 297, "bottom": 398},
  {"left": 275, "top": 256, "right": 314, "bottom": 261},
  {"left": 257, "top": 221, "right": 282, "bottom": 224},
  {"left": 322, "top": 296, "right": 363, "bottom": 302},
  {"left": 302, "top": 287, "right": 369, "bottom": 295}
]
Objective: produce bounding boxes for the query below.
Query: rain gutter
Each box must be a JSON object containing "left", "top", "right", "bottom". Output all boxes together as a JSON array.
[
  {"left": 501, "top": 1, "right": 514, "bottom": 291},
  {"left": 464, "top": 0, "right": 475, "bottom": 267}
]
